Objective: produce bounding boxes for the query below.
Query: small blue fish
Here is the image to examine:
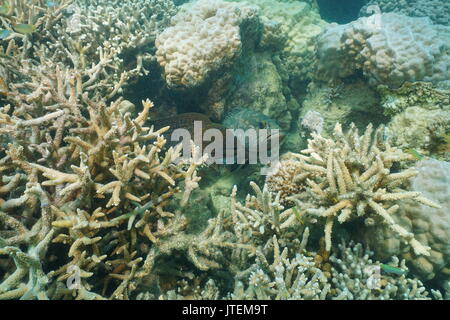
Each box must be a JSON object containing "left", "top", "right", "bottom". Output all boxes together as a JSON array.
[
  {"left": 0, "top": 29, "right": 11, "bottom": 40},
  {"left": 380, "top": 264, "right": 407, "bottom": 276},
  {"left": 405, "top": 148, "right": 424, "bottom": 161},
  {"left": 46, "top": 1, "right": 57, "bottom": 7}
]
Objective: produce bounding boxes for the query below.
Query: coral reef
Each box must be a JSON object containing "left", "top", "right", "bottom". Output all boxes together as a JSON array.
[
  {"left": 0, "top": 91, "right": 210, "bottom": 298},
  {"left": 242, "top": 0, "right": 327, "bottom": 88},
  {"left": 330, "top": 241, "right": 433, "bottom": 300},
  {"left": 360, "top": 0, "right": 450, "bottom": 26},
  {"left": 0, "top": 0, "right": 226, "bottom": 300},
  {"left": 300, "top": 110, "right": 324, "bottom": 135},
  {"left": 155, "top": 0, "right": 259, "bottom": 88},
  {"left": 266, "top": 123, "right": 440, "bottom": 256},
  {"left": 378, "top": 81, "right": 450, "bottom": 116},
  {"left": 316, "top": 13, "right": 450, "bottom": 87},
  {"left": 229, "top": 237, "right": 330, "bottom": 300},
  {"left": 224, "top": 52, "right": 297, "bottom": 130},
  {"left": 387, "top": 106, "right": 450, "bottom": 155},
  {"left": 362, "top": 159, "right": 450, "bottom": 284},
  {"left": 0, "top": 0, "right": 448, "bottom": 301},
  {"left": 0, "top": 0, "right": 176, "bottom": 101},
  {"left": 376, "top": 81, "right": 450, "bottom": 158},
  {"left": 298, "top": 80, "right": 383, "bottom": 136}
]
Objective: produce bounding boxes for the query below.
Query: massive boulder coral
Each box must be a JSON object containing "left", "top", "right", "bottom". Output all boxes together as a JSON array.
[
  {"left": 362, "top": 159, "right": 450, "bottom": 283},
  {"left": 155, "top": 0, "right": 260, "bottom": 88},
  {"left": 267, "top": 123, "right": 441, "bottom": 256},
  {"left": 360, "top": 0, "right": 450, "bottom": 26},
  {"left": 224, "top": 52, "right": 297, "bottom": 130},
  {"left": 316, "top": 13, "right": 450, "bottom": 87},
  {"left": 243, "top": 0, "right": 327, "bottom": 87}
]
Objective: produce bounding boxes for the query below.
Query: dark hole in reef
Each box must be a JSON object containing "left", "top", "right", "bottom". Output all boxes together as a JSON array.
[{"left": 317, "top": 0, "right": 367, "bottom": 24}]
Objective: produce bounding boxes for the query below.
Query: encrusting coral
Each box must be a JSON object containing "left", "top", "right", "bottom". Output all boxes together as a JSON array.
[{"left": 267, "top": 123, "right": 441, "bottom": 256}]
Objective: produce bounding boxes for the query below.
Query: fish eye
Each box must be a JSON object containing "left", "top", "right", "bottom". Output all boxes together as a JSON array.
[{"left": 259, "top": 120, "right": 267, "bottom": 129}]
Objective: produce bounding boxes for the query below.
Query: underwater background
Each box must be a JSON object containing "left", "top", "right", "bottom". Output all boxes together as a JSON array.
[{"left": 0, "top": 0, "right": 448, "bottom": 300}]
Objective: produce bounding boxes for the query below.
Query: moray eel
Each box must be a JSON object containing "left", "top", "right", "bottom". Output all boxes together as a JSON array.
[
  {"left": 148, "top": 109, "right": 282, "bottom": 165},
  {"left": 148, "top": 112, "right": 227, "bottom": 148}
]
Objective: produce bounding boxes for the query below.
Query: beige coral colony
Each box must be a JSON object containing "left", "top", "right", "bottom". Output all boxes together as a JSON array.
[{"left": 0, "top": 0, "right": 449, "bottom": 301}]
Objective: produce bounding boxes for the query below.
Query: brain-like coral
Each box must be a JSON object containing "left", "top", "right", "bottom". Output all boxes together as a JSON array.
[
  {"left": 360, "top": 0, "right": 450, "bottom": 26},
  {"left": 316, "top": 13, "right": 450, "bottom": 87},
  {"left": 155, "top": 0, "right": 259, "bottom": 88}
]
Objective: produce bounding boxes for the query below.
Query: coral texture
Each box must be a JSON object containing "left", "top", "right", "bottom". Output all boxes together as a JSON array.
[
  {"left": 298, "top": 80, "right": 382, "bottom": 137},
  {"left": 360, "top": 0, "right": 450, "bottom": 26},
  {"left": 243, "top": 0, "right": 327, "bottom": 86},
  {"left": 267, "top": 123, "right": 440, "bottom": 256},
  {"left": 155, "top": 0, "right": 259, "bottom": 88},
  {"left": 362, "top": 159, "right": 450, "bottom": 282},
  {"left": 330, "top": 242, "right": 433, "bottom": 300},
  {"left": 387, "top": 106, "right": 450, "bottom": 153},
  {"left": 378, "top": 81, "right": 450, "bottom": 116},
  {"left": 316, "top": 13, "right": 450, "bottom": 87}
]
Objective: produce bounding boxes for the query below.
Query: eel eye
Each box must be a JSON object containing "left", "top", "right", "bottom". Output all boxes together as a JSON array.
[{"left": 259, "top": 120, "right": 267, "bottom": 129}]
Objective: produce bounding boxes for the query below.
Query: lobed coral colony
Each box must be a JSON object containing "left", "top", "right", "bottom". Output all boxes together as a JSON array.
[{"left": 0, "top": 0, "right": 449, "bottom": 300}]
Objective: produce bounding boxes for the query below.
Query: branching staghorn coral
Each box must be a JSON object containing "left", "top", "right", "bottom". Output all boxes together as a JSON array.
[
  {"left": 271, "top": 123, "right": 441, "bottom": 256},
  {"left": 230, "top": 234, "right": 330, "bottom": 300},
  {"left": 39, "top": 0, "right": 177, "bottom": 97},
  {"left": 1, "top": 0, "right": 177, "bottom": 103},
  {"left": 0, "top": 0, "right": 215, "bottom": 300},
  {"left": 225, "top": 182, "right": 332, "bottom": 300},
  {"left": 0, "top": 39, "right": 212, "bottom": 298},
  {"left": 330, "top": 241, "right": 434, "bottom": 300},
  {"left": 0, "top": 0, "right": 73, "bottom": 38},
  {"left": 230, "top": 181, "right": 309, "bottom": 252},
  {"left": 1, "top": 97, "right": 211, "bottom": 299},
  {"left": 0, "top": 181, "right": 55, "bottom": 300}
]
